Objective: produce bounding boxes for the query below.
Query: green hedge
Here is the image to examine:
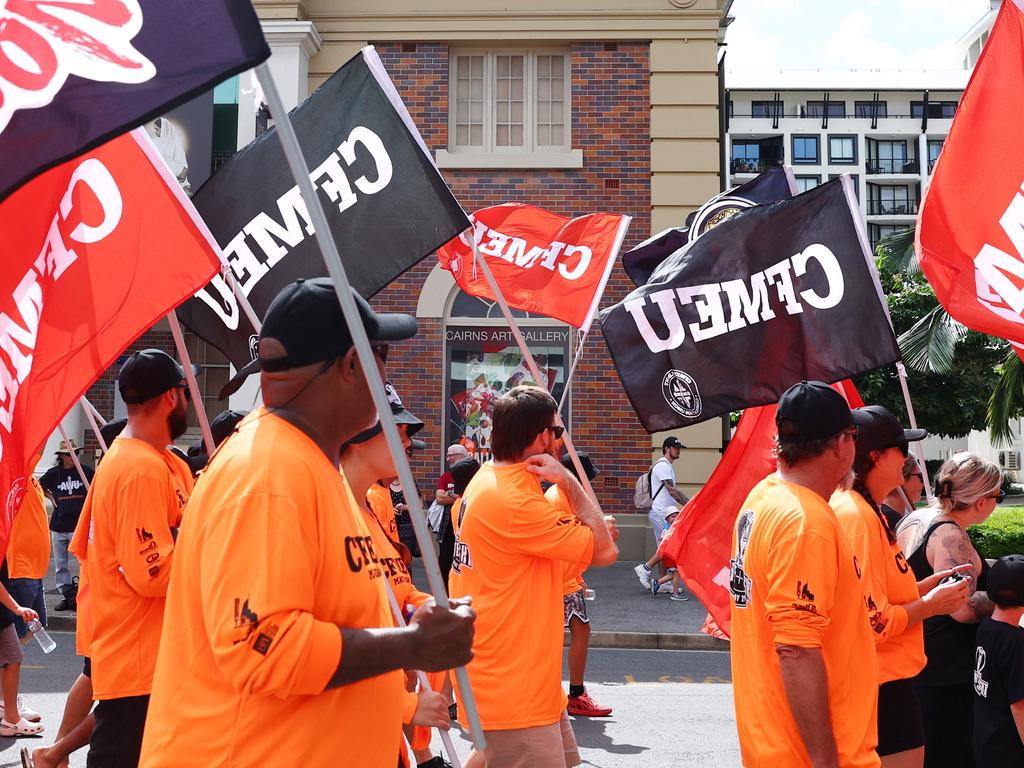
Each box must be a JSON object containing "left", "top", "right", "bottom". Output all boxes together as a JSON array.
[{"left": 969, "top": 507, "right": 1024, "bottom": 560}]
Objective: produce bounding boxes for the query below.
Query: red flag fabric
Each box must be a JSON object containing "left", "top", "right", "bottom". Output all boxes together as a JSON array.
[
  {"left": 658, "top": 380, "right": 864, "bottom": 639},
  {"left": 916, "top": 0, "right": 1024, "bottom": 345},
  {"left": 0, "top": 128, "right": 221, "bottom": 556},
  {"left": 437, "top": 203, "right": 629, "bottom": 330}
]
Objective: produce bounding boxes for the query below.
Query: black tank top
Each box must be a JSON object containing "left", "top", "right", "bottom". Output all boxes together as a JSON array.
[{"left": 907, "top": 519, "right": 990, "bottom": 687}]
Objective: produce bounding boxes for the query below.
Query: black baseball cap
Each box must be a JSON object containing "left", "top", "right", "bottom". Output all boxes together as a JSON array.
[
  {"left": 187, "top": 409, "right": 249, "bottom": 457},
  {"left": 346, "top": 381, "right": 424, "bottom": 446},
  {"left": 776, "top": 380, "right": 864, "bottom": 443},
  {"left": 119, "top": 349, "right": 199, "bottom": 404},
  {"left": 451, "top": 457, "right": 482, "bottom": 495},
  {"left": 561, "top": 452, "right": 600, "bottom": 482},
  {"left": 221, "top": 279, "right": 416, "bottom": 399},
  {"left": 986, "top": 554, "right": 1024, "bottom": 607},
  {"left": 853, "top": 405, "right": 927, "bottom": 460},
  {"left": 663, "top": 436, "right": 685, "bottom": 450},
  {"left": 99, "top": 418, "right": 126, "bottom": 446}
]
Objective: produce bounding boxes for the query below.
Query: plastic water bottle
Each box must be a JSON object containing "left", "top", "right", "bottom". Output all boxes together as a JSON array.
[{"left": 26, "top": 619, "right": 56, "bottom": 654}]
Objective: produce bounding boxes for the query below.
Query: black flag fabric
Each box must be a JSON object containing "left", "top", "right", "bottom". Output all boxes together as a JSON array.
[
  {"left": 622, "top": 167, "right": 796, "bottom": 286},
  {"left": 601, "top": 178, "right": 900, "bottom": 433},
  {"left": 177, "top": 46, "right": 471, "bottom": 370},
  {"left": 0, "top": 0, "right": 270, "bottom": 202}
]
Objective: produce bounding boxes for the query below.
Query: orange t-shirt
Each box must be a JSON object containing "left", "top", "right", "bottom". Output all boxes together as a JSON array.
[
  {"left": 450, "top": 462, "right": 594, "bottom": 730},
  {"left": 832, "top": 489, "right": 924, "bottom": 684},
  {"left": 74, "top": 437, "right": 192, "bottom": 699},
  {"left": 729, "top": 475, "right": 879, "bottom": 768},
  {"left": 9, "top": 473, "right": 50, "bottom": 579},
  {"left": 367, "top": 483, "right": 398, "bottom": 542},
  {"left": 139, "top": 410, "right": 404, "bottom": 768},
  {"left": 544, "top": 484, "right": 588, "bottom": 596}
]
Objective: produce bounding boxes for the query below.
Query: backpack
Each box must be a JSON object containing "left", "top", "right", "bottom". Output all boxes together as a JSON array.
[{"left": 634, "top": 460, "right": 667, "bottom": 511}]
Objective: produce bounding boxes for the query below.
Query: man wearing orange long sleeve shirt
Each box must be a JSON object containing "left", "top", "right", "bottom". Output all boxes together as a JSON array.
[
  {"left": 73, "top": 349, "right": 196, "bottom": 768},
  {"left": 139, "top": 278, "right": 475, "bottom": 768}
]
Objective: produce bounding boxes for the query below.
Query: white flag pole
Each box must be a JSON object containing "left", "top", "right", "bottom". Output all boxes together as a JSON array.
[
  {"left": 468, "top": 238, "right": 602, "bottom": 507},
  {"left": 167, "top": 312, "right": 216, "bottom": 456},
  {"left": 384, "top": 584, "right": 463, "bottom": 768},
  {"left": 57, "top": 425, "right": 90, "bottom": 491},
  {"left": 82, "top": 397, "right": 107, "bottom": 426},
  {"left": 253, "top": 61, "right": 486, "bottom": 751},
  {"left": 896, "top": 361, "right": 934, "bottom": 504},
  {"left": 841, "top": 173, "right": 934, "bottom": 505},
  {"left": 80, "top": 398, "right": 109, "bottom": 453},
  {"left": 557, "top": 215, "right": 631, "bottom": 414}
]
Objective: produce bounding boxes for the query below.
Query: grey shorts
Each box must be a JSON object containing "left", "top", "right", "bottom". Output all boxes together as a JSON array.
[
  {"left": 484, "top": 711, "right": 581, "bottom": 768},
  {"left": 563, "top": 589, "right": 589, "bottom": 628},
  {"left": 0, "top": 625, "right": 23, "bottom": 667}
]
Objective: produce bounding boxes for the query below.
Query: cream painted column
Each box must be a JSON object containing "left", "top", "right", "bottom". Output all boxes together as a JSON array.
[
  {"left": 237, "top": 20, "right": 323, "bottom": 150},
  {"left": 650, "top": 37, "right": 721, "bottom": 233}
]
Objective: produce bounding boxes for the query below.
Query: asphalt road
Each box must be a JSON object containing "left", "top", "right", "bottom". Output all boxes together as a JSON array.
[{"left": 2, "top": 636, "right": 741, "bottom": 768}]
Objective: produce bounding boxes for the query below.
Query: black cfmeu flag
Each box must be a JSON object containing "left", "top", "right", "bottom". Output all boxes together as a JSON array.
[
  {"left": 622, "top": 167, "right": 796, "bottom": 286},
  {"left": 601, "top": 178, "right": 901, "bottom": 433},
  {"left": 0, "top": 0, "right": 270, "bottom": 203},
  {"left": 177, "top": 46, "right": 471, "bottom": 370}
]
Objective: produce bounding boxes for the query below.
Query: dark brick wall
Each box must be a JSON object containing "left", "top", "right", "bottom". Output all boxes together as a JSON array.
[{"left": 374, "top": 41, "right": 652, "bottom": 515}]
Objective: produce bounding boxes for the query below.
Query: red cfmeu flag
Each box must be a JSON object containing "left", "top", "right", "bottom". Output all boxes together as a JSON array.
[
  {"left": 437, "top": 204, "right": 631, "bottom": 331},
  {"left": 0, "top": 128, "right": 222, "bottom": 557},
  {"left": 917, "top": 0, "right": 1024, "bottom": 352},
  {"left": 658, "top": 380, "right": 863, "bottom": 639}
]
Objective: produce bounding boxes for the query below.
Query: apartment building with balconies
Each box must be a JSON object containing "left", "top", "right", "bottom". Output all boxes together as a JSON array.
[{"left": 724, "top": 69, "right": 968, "bottom": 250}]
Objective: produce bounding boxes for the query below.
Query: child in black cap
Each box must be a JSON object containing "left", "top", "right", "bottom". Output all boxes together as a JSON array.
[{"left": 973, "top": 554, "right": 1024, "bottom": 765}]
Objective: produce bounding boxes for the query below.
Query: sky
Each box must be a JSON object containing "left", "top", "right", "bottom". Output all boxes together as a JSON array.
[{"left": 725, "top": 0, "right": 994, "bottom": 72}]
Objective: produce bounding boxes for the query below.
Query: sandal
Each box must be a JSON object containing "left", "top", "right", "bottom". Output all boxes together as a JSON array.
[
  {"left": 0, "top": 696, "right": 42, "bottom": 722},
  {"left": 0, "top": 717, "right": 43, "bottom": 736},
  {"left": 20, "top": 746, "right": 33, "bottom": 767}
]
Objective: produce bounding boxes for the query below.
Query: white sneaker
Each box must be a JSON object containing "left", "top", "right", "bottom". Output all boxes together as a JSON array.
[
  {"left": 633, "top": 563, "right": 651, "bottom": 590},
  {"left": 0, "top": 694, "right": 41, "bottom": 723}
]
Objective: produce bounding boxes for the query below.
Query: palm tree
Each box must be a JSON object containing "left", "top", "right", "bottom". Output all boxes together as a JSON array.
[{"left": 876, "top": 228, "right": 1023, "bottom": 443}]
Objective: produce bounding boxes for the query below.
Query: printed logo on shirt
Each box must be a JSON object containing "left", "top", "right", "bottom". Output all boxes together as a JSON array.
[
  {"left": 729, "top": 510, "right": 754, "bottom": 608},
  {"left": 866, "top": 596, "right": 887, "bottom": 634},
  {"left": 231, "top": 597, "right": 260, "bottom": 646},
  {"left": 55, "top": 477, "right": 85, "bottom": 496},
  {"left": 974, "top": 646, "right": 989, "bottom": 698},
  {"left": 174, "top": 488, "right": 187, "bottom": 508},
  {"left": 252, "top": 623, "right": 279, "bottom": 656},
  {"left": 452, "top": 538, "right": 472, "bottom": 574},
  {"left": 797, "top": 581, "right": 815, "bottom": 602},
  {"left": 344, "top": 535, "right": 385, "bottom": 580},
  {"left": 894, "top": 550, "right": 909, "bottom": 575},
  {"left": 135, "top": 526, "right": 153, "bottom": 544},
  {"left": 853, "top": 555, "right": 862, "bottom": 579}
]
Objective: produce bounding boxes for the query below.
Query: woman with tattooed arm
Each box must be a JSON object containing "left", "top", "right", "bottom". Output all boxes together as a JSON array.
[{"left": 896, "top": 453, "right": 1003, "bottom": 768}]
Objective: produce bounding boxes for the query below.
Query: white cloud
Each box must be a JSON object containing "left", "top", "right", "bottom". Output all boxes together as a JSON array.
[
  {"left": 724, "top": 15, "right": 783, "bottom": 70},
  {"left": 899, "top": 0, "right": 991, "bottom": 30},
  {"left": 822, "top": 11, "right": 905, "bottom": 68}
]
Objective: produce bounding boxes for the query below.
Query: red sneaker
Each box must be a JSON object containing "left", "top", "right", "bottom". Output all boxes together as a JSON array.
[{"left": 567, "top": 690, "right": 613, "bottom": 717}]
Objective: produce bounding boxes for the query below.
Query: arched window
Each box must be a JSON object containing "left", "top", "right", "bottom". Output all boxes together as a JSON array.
[{"left": 443, "top": 288, "right": 570, "bottom": 462}]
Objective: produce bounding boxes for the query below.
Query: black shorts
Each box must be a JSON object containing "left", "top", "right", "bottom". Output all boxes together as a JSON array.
[
  {"left": 82, "top": 656, "right": 91, "bottom": 678},
  {"left": 87, "top": 695, "right": 150, "bottom": 768},
  {"left": 878, "top": 678, "right": 925, "bottom": 755}
]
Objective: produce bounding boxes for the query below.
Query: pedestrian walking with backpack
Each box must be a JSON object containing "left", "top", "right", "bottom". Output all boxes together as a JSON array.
[{"left": 633, "top": 437, "right": 689, "bottom": 592}]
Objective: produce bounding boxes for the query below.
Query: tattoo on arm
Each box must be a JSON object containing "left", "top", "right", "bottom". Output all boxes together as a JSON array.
[
  {"left": 665, "top": 481, "right": 688, "bottom": 505},
  {"left": 967, "top": 590, "right": 994, "bottom": 620}
]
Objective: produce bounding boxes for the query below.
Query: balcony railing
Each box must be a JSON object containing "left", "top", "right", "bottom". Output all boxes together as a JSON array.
[
  {"left": 866, "top": 158, "right": 919, "bottom": 175},
  {"left": 867, "top": 199, "right": 919, "bottom": 216},
  {"left": 730, "top": 158, "right": 782, "bottom": 174}
]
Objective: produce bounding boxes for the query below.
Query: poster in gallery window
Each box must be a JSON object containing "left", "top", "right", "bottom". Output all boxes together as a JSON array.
[{"left": 445, "top": 325, "right": 570, "bottom": 462}]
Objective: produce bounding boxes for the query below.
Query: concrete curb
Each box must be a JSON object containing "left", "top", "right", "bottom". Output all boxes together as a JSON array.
[{"left": 566, "top": 630, "right": 729, "bottom": 651}]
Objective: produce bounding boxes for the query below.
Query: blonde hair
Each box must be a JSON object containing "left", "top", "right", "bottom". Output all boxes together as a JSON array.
[{"left": 934, "top": 452, "right": 1002, "bottom": 514}]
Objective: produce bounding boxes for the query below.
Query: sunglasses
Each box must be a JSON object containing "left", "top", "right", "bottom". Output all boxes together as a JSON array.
[
  {"left": 905, "top": 472, "right": 924, "bottom": 482},
  {"left": 371, "top": 343, "right": 389, "bottom": 363},
  {"left": 542, "top": 425, "right": 565, "bottom": 440},
  {"left": 989, "top": 490, "right": 1006, "bottom": 504},
  {"left": 177, "top": 384, "right": 192, "bottom": 402}
]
